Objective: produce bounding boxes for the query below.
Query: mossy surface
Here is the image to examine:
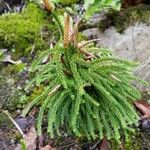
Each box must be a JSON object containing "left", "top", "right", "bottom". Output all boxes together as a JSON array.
[
  {"left": 55, "top": 0, "right": 79, "bottom": 5},
  {"left": 0, "top": 3, "right": 55, "bottom": 60},
  {"left": 81, "top": 4, "right": 150, "bottom": 33},
  {"left": 107, "top": 4, "right": 150, "bottom": 33},
  {"left": 111, "top": 131, "right": 142, "bottom": 150}
]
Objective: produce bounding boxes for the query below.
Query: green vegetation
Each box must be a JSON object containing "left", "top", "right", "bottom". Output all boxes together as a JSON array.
[
  {"left": 52, "top": 0, "right": 79, "bottom": 5},
  {"left": 22, "top": 12, "right": 147, "bottom": 142},
  {"left": 83, "top": 0, "right": 121, "bottom": 19},
  {"left": 108, "top": 5, "right": 150, "bottom": 33},
  {"left": 37, "top": 0, "right": 121, "bottom": 19},
  {"left": 0, "top": 3, "right": 52, "bottom": 60},
  {"left": 0, "top": 0, "right": 149, "bottom": 149}
]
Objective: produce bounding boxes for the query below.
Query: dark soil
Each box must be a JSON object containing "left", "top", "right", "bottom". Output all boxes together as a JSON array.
[
  {"left": 0, "top": 115, "right": 150, "bottom": 150},
  {"left": 0, "top": 113, "right": 17, "bottom": 150}
]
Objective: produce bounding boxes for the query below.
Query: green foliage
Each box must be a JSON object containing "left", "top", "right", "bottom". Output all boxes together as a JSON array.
[
  {"left": 0, "top": 3, "right": 51, "bottom": 60},
  {"left": 36, "top": 0, "right": 121, "bottom": 19},
  {"left": 0, "top": 51, "right": 4, "bottom": 60},
  {"left": 23, "top": 37, "right": 148, "bottom": 141},
  {"left": 34, "top": 0, "right": 79, "bottom": 6},
  {"left": 107, "top": 5, "right": 150, "bottom": 33},
  {"left": 52, "top": 0, "right": 79, "bottom": 5},
  {"left": 20, "top": 139, "right": 27, "bottom": 150},
  {"left": 84, "top": 0, "right": 121, "bottom": 19}
]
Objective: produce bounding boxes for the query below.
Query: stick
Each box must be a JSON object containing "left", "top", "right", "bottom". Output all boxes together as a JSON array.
[
  {"left": 79, "top": 48, "right": 96, "bottom": 58},
  {"left": 3, "top": 110, "right": 25, "bottom": 138},
  {"left": 78, "top": 38, "right": 102, "bottom": 49}
]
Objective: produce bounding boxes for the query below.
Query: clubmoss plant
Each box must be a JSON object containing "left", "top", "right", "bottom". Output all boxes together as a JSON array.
[{"left": 22, "top": 1, "right": 148, "bottom": 142}]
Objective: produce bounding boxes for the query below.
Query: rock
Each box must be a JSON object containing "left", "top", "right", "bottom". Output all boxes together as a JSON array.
[
  {"left": 85, "top": 12, "right": 110, "bottom": 29},
  {"left": 15, "top": 116, "right": 35, "bottom": 133},
  {"left": 1, "top": 54, "right": 22, "bottom": 64},
  {"left": 0, "top": 70, "right": 20, "bottom": 110},
  {"left": 82, "top": 23, "right": 150, "bottom": 91},
  {"left": 0, "top": 0, "right": 25, "bottom": 14},
  {"left": 139, "top": 118, "right": 150, "bottom": 130},
  {"left": 140, "top": 126, "right": 150, "bottom": 149},
  {"left": 0, "top": 59, "right": 32, "bottom": 110}
]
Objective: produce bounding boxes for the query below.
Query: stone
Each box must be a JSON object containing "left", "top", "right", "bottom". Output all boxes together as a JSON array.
[
  {"left": 0, "top": 0, "right": 25, "bottom": 14},
  {"left": 140, "top": 119, "right": 150, "bottom": 130},
  {"left": 82, "top": 23, "right": 150, "bottom": 91}
]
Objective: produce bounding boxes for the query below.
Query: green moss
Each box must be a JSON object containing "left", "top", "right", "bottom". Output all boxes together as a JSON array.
[
  {"left": 107, "top": 5, "right": 150, "bottom": 33},
  {"left": 82, "top": 4, "right": 150, "bottom": 33},
  {"left": 0, "top": 3, "right": 55, "bottom": 60},
  {"left": 124, "top": 133, "right": 141, "bottom": 150},
  {"left": 2, "top": 64, "right": 25, "bottom": 75},
  {"left": 98, "top": 19, "right": 110, "bottom": 32},
  {"left": 56, "top": 0, "right": 79, "bottom": 5},
  {"left": 77, "top": 32, "right": 88, "bottom": 42},
  {"left": 111, "top": 131, "right": 142, "bottom": 150},
  {"left": 29, "top": 86, "right": 44, "bottom": 103},
  {"left": 17, "top": 85, "right": 44, "bottom": 109}
]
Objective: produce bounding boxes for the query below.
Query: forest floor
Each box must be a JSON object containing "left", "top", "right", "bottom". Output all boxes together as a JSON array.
[{"left": 0, "top": 2, "right": 150, "bottom": 150}]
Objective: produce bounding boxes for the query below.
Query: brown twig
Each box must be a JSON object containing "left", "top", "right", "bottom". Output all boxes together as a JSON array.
[
  {"left": 63, "top": 69, "right": 72, "bottom": 76},
  {"left": 78, "top": 38, "right": 101, "bottom": 49},
  {"left": 3, "top": 110, "right": 25, "bottom": 138},
  {"left": 79, "top": 48, "right": 96, "bottom": 58},
  {"left": 84, "top": 55, "right": 96, "bottom": 61}
]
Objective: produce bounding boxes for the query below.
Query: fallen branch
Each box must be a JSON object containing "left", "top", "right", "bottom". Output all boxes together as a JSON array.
[{"left": 3, "top": 110, "right": 25, "bottom": 138}]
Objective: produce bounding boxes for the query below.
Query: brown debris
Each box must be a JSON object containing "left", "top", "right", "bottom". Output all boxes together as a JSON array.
[
  {"left": 99, "top": 138, "right": 110, "bottom": 150},
  {"left": 134, "top": 101, "right": 150, "bottom": 119}
]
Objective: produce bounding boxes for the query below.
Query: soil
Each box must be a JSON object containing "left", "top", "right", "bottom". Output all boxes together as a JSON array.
[{"left": 0, "top": 113, "right": 150, "bottom": 150}]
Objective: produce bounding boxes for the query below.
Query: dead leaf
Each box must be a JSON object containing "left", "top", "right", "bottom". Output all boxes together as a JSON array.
[
  {"left": 100, "top": 138, "right": 110, "bottom": 150},
  {"left": 134, "top": 101, "right": 150, "bottom": 119},
  {"left": 15, "top": 126, "right": 37, "bottom": 150},
  {"left": 15, "top": 116, "right": 35, "bottom": 133},
  {"left": 38, "top": 135, "right": 56, "bottom": 150},
  {"left": 25, "top": 126, "right": 37, "bottom": 150},
  {"left": 39, "top": 145, "right": 56, "bottom": 150},
  {"left": 38, "top": 135, "right": 45, "bottom": 148}
]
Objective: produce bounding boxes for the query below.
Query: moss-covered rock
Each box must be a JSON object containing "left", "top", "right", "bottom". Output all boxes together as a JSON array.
[
  {"left": 81, "top": 4, "right": 150, "bottom": 33},
  {"left": 0, "top": 3, "right": 55, "bottom": 60},
  {"left": 107, "top": 4, "right": 150, "bottom": 33},
  {"left": 0, "top": 73, "right": 17, "bottom": 110},
  {"left": 0, "top": 63, "right": 27, "bottom": 110}
]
